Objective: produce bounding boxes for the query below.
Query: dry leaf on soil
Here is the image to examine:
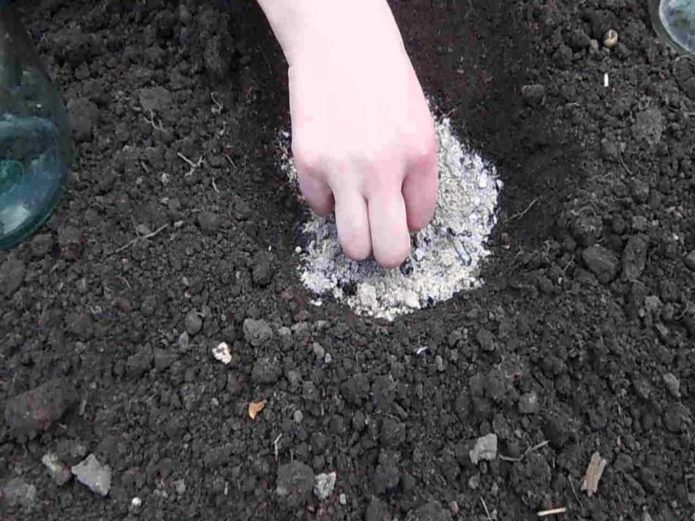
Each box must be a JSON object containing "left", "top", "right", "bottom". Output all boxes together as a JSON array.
[
  {"left": 581, "top": 451, "right": 607, "bottom": 497},
  {"left": 248, "top": 400, "right": 267, "bottom": 420}
]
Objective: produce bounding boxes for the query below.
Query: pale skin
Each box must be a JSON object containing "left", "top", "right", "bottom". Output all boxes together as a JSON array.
[{"left": 256, "top": 0, "right": 439, "bottom": 268}]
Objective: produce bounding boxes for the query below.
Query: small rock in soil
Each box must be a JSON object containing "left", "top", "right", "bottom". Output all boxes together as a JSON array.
[
  {"left": 71, "top": 453, "right": 112, "bottom": 496},
  {"left": 684, "top": 251, "right": 695, "bottom": 271},
  {"left": 622, "top": 236, "right": 647, "bottom": 281},
  {"left": 0, "top": 257, "right": 26, "bottom": 297},
  {"left": 662, "top": 373, "right": 681, "bottom": 398},
  {"left": 313, "top": 471, "right": 337, "bottom": 501},
  {"left": 30, "top": 233, "right": 54, "bottom": 257},
  {"left": 366, "top": 496, "right": 391, "bottom": 521},
  {"left": 41, "top": 452, "right": 72, "bottom": 486},
  {"left": 251, "top": 356, "right": 281, "bottom": 384},
  {"left": 212, "top": 342, "right": 232, "bottom": 365},
  {"left": 4, "top": 378, "right": 78, "bottom": 439},
  {"left": 521, "top": 84, "right": 546, "bottom": 106},
  {"left": 582, "top": 245, "right": 619, "bottom": 284},
  {"left": 0, "top": 478, "right": 37, "bottom": 508},
  {"left": 243, "top": 318, "right": 274, "bottom": 346},
  {"left": 405, "top": 501, "right": 453, "bottom": 521},
  {"left": 276, "top": 461, "right": 314, "bottom": 508},
  {"left": 518, "top": 391, "right": 540, "bottom": 414},
  {"left": 632, "top": 108, "right": 664, "bottom": 146},
  {"left": 470, "top": 433, "right": 498, "bottom": 464},
  {"left": 184, "top": 310, "right": 203, "bottom": 336}
]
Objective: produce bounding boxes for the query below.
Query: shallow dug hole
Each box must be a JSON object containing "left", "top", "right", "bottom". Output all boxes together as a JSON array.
[{"left": 1, "top": 1, "right": 695, "bottom": 521}]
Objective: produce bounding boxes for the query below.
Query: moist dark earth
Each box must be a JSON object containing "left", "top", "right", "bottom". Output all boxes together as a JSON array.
[{"left": 1, "top": 0, "right": 694, "bottom": 519}]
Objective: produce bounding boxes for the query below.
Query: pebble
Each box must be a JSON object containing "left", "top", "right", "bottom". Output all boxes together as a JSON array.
[
  {"left": 312, "top": 342, "right": 326, "bottom": 359},
  {"left": 435, "top": 355, "right": 445, "bottom": 372},
  {"left": 4, "top": 378, "right": 78, "bottom": 439},
  {"left": 42, "top": 452, "right": 72, "bottom": 486},
  {"left": 0, "top": 257, "right": 26, "bottom": 297},
  {"left": 57, "top": 225, "right": 83, "bottom": 259},
  {"left": 632, "top": 108, "right": 664, "bottom": 146},
  {"left": 174, "top": 479, "right": 186, "bottom": 495},
  {"left": 293, "top": 410, "right": 303, "bottom": 423},
  {"left": 684, "top": 251, "right": 695, "bottom": 271},
  {"left": 405, "top": 501, "right": 453, "bottom": 521},
  {"left": 276, "top": 461, "right": 314, "bottom": 508},
  {"left": 662, "top": 373, "right": 681, "bottom": 398},
  {"left": 30, "top": 233, "right": 54, "bottom": 257},
  {"left": 212, "top": 342, "right": 232, "bottom": 365},
  {"left": 470, "top": 433, "right": 498, "bottom": 464},
  {"left": 521, "top": 84, "right": 546, "bottom": 106},
  {"left": 518, "top": 391, "right": 540, "bottom": 414},
  {"left": 71, "top": 454, "right": 112, "bottom": 496},
  {"left": 177, "top": 331, "right": 190, "bottom": 350},
  {"left": 582, "top": 245, "right": 619, "bottom": 284},
  {"left": 184, "top": 310, "right": 203, "bottom": 336},
  {"left": 0, "top": 478, "right": 37, "bottom": 508},
  {"left": 313, "top": 472, "right": 337, "bottom": 501},
  {"left": 243, "top": 318, "right": 274, "bottom": 347}
]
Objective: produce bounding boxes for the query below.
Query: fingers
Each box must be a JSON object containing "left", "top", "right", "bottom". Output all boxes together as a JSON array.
[
  {"left": 402, "top": 156, "right": 438, "bottom": 232},
  {"left": 334, "top": 190, "right": 371, "bottom": 261},
  {"left": 403, "top": 115, "right": 439, "bottom": 232},
  {"left": 367, "top": 187, "right": 410, "bottom": 268},
  {"left": 297, "top": 174, "right": 334, "bottom": 216}
]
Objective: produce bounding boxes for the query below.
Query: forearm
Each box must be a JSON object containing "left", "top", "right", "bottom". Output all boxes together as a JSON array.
[{"left": 255, "top": 0, "right": 404, "bottom": 65}]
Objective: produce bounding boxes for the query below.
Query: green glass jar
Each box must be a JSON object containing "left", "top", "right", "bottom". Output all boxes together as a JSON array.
[
  {"left": 649, "top": 0, "right": 695, "bottom": 55},
  {"left": 0, "top": 1, "right": 72, "bottom": 250}
]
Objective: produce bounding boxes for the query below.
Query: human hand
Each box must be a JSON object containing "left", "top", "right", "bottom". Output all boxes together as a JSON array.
[{"left": 259, "top": 0, "right": 438, "bottom": 268}]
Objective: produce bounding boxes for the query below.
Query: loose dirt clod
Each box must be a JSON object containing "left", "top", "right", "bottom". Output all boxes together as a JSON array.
[
  {"left": 280, "top": 115, "right": 501, "bottom": 320},
  {"left": 581, "top": 452, "right": 607, "bottom": 497}
]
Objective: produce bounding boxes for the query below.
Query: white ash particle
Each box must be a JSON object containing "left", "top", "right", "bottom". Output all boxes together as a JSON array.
[{"left": 278, "top": 114, "right": 501, "bottom": 321}]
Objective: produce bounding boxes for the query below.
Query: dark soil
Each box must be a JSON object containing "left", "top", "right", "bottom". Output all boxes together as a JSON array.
[{"left": 1, "top": 0, "right": 694, "bottom": 520}]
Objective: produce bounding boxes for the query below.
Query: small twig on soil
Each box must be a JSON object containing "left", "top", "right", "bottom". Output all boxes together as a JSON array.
[
  {"left": 210, "top": 92, "right": 224, "bottom": 114},
  {"left": 506, "top": 197, "right": 540, "bottom": 223},
  {"left": 537, "top": 507, "right": 567, "bottom": 517},
  {"left": 617, "top": 147, "right": 635, "bottom": 178},
  {"left": 273, "top": 434, "right": 282, "bottom": 461},
  {"left": 212, "top": 179, "right": 220, "bottom": 193},
  {"left": 569, "top": 475, "right": 584, "bottom": 512},
  {"left": 144, "top": 110, "right": 166, "bottom": 132},
  {"left": 499, "top": 440, "right": 549, "bottom": 462},
  {"left": 581, "top": 452, "right": 607, "bottom": 497},
  {"left": 479, "top": 497, "right": 493, "bottom": 521},
  {"left": 224, "top": 153, "right": 237, "bottom": 169},
  {"left": 178, "top": 153, "right": 204, "bottom": 177},
  {"left": 109, "top": 224, "right": 169, "bottom": 256}
]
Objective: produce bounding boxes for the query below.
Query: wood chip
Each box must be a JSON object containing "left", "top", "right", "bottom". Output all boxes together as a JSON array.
[
  {"left": 537, "top": 507, "right": 567, "bottom": 517},
  {"left": 581, "top": 451, "right": 607, "bottom": 497},
  {"left": 248, "top": 399, "right": 267, "bottom": 420}
]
